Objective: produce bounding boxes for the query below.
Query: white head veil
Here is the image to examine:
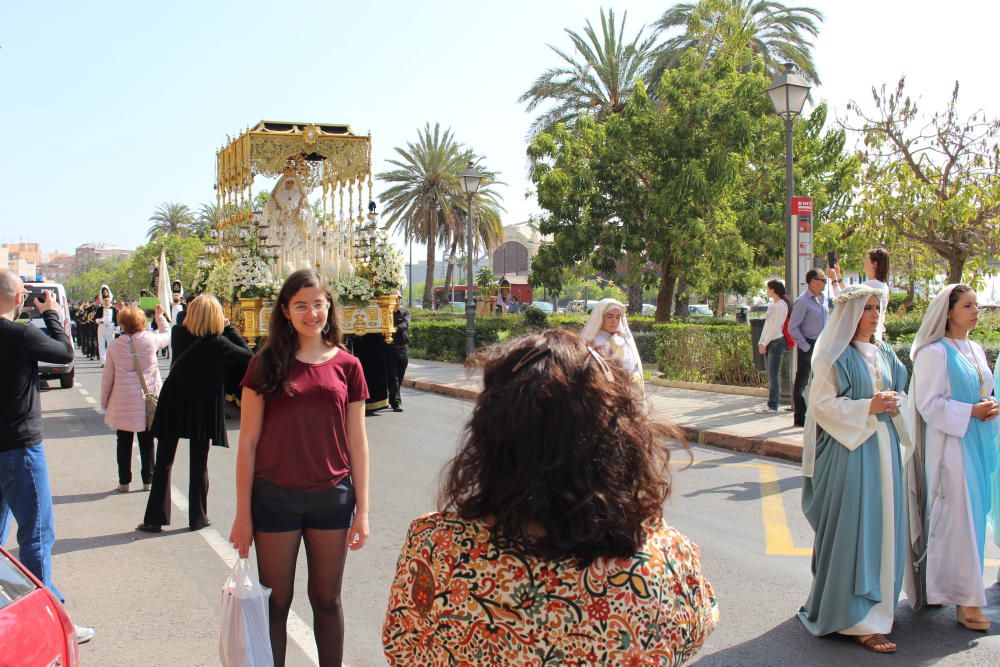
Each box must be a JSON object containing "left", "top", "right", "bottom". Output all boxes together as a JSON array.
[
  {"left": 99, "top": 283, "right": 114, "bottom": 303},
  {"left": 580, "top": 298, "right": 643, "bottom": 373},
  {"left": 802, "top": 285, "right": 883, "bottom": 476},
  {"left": 903, "top": 284, "right": 961, "bottom": 458}
]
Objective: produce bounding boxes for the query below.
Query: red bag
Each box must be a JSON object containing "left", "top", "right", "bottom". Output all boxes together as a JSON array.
[{"left": 782, "top": 315, "right": 796, "bottom": 349}]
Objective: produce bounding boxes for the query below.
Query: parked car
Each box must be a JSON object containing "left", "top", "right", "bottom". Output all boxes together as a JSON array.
[
  {"left": 528, "top": 301, "right": 554, "bottom": 314},
  {"left": 641, "top": 303, "right": 656, "bottom": 317},
  {"left": 22, "top": 281, "right": 75, "bottom": 388},
  {"left": 0, "top": 546, "right": 79, "bottom": 666},
  {"left": 687, "top": 304, "right": 714, "bottom": 317}
]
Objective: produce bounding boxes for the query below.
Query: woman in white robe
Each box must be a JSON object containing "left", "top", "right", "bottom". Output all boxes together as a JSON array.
[
  {"left": 905, "top": 284, "right": 999, "bottom": 631},
  {"left": 581, "top": 299, "right": 643, "bottom": 388},
  {"left": 798, "top": 286, "right": 910, "bottom": 654}
]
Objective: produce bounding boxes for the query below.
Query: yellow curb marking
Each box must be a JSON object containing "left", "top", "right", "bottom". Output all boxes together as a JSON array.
[{"left": 680, "top": 459, "right": 1000, "bottom": 565}]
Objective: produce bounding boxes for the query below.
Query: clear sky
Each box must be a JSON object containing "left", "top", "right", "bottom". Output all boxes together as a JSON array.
[{"left": 2, "top": 0, "right": 998, "bottom": 260}]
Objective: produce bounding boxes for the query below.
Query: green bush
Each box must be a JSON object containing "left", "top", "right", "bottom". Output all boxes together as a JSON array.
[
  {"left": 654, "top": 323, "right": 765, "bottom": 387},
  {"left": 633, "top": 332, "right": 658, "bottom": 364},
  {"left": 409, "top": 318, "right": 515, "bottom": 361},
  {"left": 522, "top": 306, "right": 548, "bottom": 329}
]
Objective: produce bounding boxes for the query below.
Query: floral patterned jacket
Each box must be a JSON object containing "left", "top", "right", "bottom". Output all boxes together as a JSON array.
[{"left": 382, "top": 512, "right": 718, "bottom": 666}]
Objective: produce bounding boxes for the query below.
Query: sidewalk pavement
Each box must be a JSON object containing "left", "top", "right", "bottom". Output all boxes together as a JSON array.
[{"left": 403, "top": 359, "right": 804, "bottom": 462}]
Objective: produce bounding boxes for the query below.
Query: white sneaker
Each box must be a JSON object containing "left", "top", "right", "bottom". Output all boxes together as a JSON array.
[
  {"left": 754, "top": 405, "right": 778, "bottom": 414},
  {"left": 116, "top": 484, "right": 129, "bottom": 493},
  {"left": 75, "top": 624, "right": 96, "bottom": 644}
]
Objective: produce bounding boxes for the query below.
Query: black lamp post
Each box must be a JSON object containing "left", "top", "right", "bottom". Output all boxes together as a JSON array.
[
  {"left": 459, "top": 162, "right": 483, "bottom": 356},
  {"left": 766, "top": 62, "right": 811, "bottom": 302}
]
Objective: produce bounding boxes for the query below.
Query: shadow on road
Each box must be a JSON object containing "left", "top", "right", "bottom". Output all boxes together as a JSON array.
[
  {"left": 695, "top": 586, "right": 1000, "bottom": 666},
  {"left": 53, "top": 490, "right": 117, "bottom": 505}
]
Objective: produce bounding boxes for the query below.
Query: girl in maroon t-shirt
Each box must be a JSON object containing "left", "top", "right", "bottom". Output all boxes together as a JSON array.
[{"left": 229, "top": 269, "right": 371, "bottom": 666}]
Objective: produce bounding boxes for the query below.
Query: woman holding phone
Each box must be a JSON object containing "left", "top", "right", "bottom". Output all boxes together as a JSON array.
[{"left": 830, "top": 248, "right": 890, "bottom": 339}]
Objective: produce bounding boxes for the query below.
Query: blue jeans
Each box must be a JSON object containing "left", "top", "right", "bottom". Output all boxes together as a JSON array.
[
  {"left": 765, "top": 338, "right": 786, "bottom": 410},
  {"left": 0, "top": 443, "right": 63, "bottom": 601}
]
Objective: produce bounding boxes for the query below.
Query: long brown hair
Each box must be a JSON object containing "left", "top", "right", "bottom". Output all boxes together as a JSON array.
[
  {"left": 439, "top": 329, "right": 679, "bottom": 566},
  {"left": 252, "top": 269, "right": 342, "bottom": 399},
  {"left": 868, "top": 247, "right": 890, "bottom": 282}
]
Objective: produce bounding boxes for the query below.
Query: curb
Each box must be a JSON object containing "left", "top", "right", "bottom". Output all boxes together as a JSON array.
[
  {"left": 647, "top": 377, "right": 768, "bottom": 398},
  {"left": 404, "top": 378, "right": 803, "bottom": 463}
]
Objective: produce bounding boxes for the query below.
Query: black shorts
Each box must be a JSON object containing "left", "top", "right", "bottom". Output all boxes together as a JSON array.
[{"left": 252, "top": 477, "right": 355, "bottom": 532}]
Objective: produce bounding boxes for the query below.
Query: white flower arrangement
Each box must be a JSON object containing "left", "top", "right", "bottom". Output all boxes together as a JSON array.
[
  {"left": 330, "top": 273, "right": 375, "bottom": 304},
  {"left": 229, "top": 249, "right": 280, "bottom": 299},
  {"left": 369, "top": 244, "right": 406, "bottom": 295}
]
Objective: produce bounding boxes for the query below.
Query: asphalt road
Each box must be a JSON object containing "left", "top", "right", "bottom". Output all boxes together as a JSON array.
[{"left": 5, "top": 353, "right": 1000, "bottom": 666}]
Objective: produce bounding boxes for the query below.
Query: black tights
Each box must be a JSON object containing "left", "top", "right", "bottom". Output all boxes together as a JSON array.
[{"left": 255, "top": 528, "right": 350, "bottom": 667}]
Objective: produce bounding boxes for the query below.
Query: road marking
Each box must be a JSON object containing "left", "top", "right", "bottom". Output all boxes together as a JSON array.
[
  {"left": 84, "top": 396, "right": 96, "bottom": 404},
  {"left": 684, "top": 458, "right": 1000, "bottom": 565},
  {"left": 168, "top": 484, "right": 321, "bottom": 665},
  {"left": 77, "top": 388, "right": 89, "bottom": 396}
]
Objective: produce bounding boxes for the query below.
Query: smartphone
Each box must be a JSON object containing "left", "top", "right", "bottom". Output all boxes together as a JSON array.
[
  {"left": 827, "top": 251, "right": 838, "bottom": 268},
  {"left": 35, "top": 290, "right": 47, "bottom": 304}
]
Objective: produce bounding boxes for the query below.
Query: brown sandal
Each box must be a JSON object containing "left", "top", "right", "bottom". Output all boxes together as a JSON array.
[
  {"left": 856, "top": 634, "right": 896, "bottom": 653},
  {"left": 957, "top": 606, "right": 990, "bottom": 632}
]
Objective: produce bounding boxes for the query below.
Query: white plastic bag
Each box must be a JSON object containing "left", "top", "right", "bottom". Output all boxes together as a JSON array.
[{"left": 220, "top": 557, "right": 274, "bottom": 667}]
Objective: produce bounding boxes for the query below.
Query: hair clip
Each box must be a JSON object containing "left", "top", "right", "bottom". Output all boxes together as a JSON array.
[
  {"left": 587, "top": 346, "right": 615, "bottom": 382},
  {"left": 512, "top": 343, "right": 550, "bottom": 373}
]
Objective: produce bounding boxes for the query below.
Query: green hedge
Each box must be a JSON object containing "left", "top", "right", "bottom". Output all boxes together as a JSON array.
[
  {"left": 409, "top": 318, "right": 514, "bottom": 362},
  {"left": 654, "top": 323, "right": 765, "bottom": 387}
]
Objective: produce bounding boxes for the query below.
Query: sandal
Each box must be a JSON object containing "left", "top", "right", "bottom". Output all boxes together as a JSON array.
[
  {"left": 957, "top": 606, "right": 990, "bottom": 632},
  {"left": 856, "top": 634, "right": 896, "bottom": 653}
]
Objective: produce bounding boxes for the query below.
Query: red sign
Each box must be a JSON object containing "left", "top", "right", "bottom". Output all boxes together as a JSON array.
[{"left": 791, "top": 197, "right": 812, "bottom": 215}]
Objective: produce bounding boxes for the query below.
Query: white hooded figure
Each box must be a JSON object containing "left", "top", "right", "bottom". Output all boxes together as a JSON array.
[{"left": 581, "top": 298, "right": 643, "bottom": 388}]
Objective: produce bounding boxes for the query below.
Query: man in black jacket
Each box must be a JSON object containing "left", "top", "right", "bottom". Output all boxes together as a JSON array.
[
  {"left": 0, "top": 269, "right": 94, "bottom": 643},
  {"left": 385, "top": 296, "right": 410, "bottom": 412}
]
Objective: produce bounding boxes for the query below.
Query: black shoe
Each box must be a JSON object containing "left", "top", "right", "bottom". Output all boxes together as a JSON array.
[
  {"left": 136, "top": 523, "right": 162, "bottom": 533},
  {"left": 793, "top": 421, "right": 805, "bottom": 428},
  {"left": 392, "top": 405, "right": 404, "bottom": 413},
  {"left": 189, "top": 519, "right": 211, "bottom": 531}
]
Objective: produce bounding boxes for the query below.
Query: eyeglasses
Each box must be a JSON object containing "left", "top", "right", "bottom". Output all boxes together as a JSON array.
[{"left": 290, "top": 301, "right": 330, "bottom": 315}]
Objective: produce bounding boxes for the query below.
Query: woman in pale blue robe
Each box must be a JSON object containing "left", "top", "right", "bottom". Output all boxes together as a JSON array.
[{"left": 798, "top": 286, "right": 910, "bottom": 654}]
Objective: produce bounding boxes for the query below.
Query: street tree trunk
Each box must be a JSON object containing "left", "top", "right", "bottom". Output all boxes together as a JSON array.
[
  {"left": 947, "top": 254, "right": 965, "bottom": 284},
  {"left": 421, "top": 210, "right": 437, "bottom": 309},
  {"left": 442, "top": 237, "right": 458, "bottom": 303},
  {"left": 655, "top": 264, "right": 677, "bottom": 322},
  {"left": 674, "top": 275, "right": 688, "bottom": 318}
]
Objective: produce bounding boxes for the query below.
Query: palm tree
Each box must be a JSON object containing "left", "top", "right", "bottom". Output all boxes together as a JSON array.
[
  {"left": 649, "top": 1, "right": 823, "bottom": 87},
  {"left": 440, "top": 153, "right": 505, "bottom": 301},
  {"left": 146, "top": 202, "right": 195, "bottom": 240},
  {"left": 519, "top": 8, "right": 656, "bottom": 138},
  {"left": 378, "top": 124, "right": 469, "bottom": 308},
  {"left": 191, "top": 203, "right": 222, "bottom": 238}
]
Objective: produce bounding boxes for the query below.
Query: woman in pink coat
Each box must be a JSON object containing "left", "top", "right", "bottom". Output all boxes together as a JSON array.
[{"left": 101, "top": 304, "right": 170, "bottom": 492}]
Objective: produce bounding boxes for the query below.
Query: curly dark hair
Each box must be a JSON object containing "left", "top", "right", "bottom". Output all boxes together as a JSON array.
[
  {"left": 439, "top": 329, "right": 680, "bottom": 566},
  {"left": 252, "top": 269, "right": 342, "bottom": 400}
]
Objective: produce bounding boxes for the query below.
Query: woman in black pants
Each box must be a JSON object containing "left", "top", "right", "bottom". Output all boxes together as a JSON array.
[{"left": 137, "top": 295, "right": 252, "bottom": 532}]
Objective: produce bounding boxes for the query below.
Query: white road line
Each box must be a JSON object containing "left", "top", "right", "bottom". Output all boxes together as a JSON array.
[
  {"left": 167, "top": 484, "right": 321, "bottom": 666},
  {"left": 84, "top": 396, "right": 96, "bottom": 404},
  {"left": 77, "top": 388, "right": 89, "bottom": 395}
]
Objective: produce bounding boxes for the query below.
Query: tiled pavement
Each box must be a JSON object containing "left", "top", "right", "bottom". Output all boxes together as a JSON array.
[{"left": 403, "top": 359, "right": 804, "bottom": 462}]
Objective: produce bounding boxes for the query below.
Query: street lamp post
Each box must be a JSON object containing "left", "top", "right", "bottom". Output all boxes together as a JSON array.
[
  {"left": 459, "top": 162, "right": 483, "bottom": 356},
  {"left": 408, "top": 236, "right": 413, "bottom": 309},
  {"left": 766, "top": 62, "right": 811, "bottom": 303},
  {"left": 767, "top": 62, "right": 810, "bottom": 399}
]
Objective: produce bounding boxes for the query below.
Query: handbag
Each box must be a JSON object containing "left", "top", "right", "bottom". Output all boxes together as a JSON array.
[
  {"left": 127, "top": 336, "right": 158, "bottom": 431},
  {"left": 220, "top": 558, "right": 273, "bottom": 667}
]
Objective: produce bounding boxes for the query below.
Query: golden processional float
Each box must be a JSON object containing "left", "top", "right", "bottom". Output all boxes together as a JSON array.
[{"left": 203, "top": 121, "right": 403, "bottom": 348}]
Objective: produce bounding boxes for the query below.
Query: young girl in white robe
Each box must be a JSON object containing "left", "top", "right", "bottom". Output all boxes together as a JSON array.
[{"left": 581, "top": 299, "right": 644, "bottom": 389}]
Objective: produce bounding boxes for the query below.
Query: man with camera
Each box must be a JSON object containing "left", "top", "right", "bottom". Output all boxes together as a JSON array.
[{"left": 0, "top": 268, "right": 95, "bottom": 643}]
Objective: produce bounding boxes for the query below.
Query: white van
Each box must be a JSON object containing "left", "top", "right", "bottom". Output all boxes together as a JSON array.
[{"left": 21, "top": 281, "right": 75, "bottom": 388}]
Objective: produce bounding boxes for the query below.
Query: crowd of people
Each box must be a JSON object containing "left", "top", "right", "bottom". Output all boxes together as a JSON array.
[{"left": 2, "top": 247, "right": 999, "bottom": 663}]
